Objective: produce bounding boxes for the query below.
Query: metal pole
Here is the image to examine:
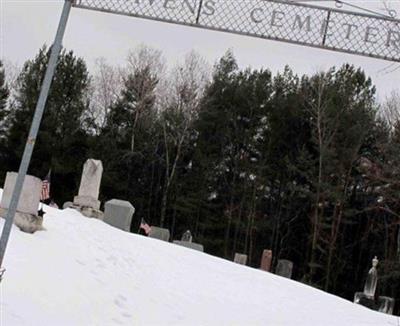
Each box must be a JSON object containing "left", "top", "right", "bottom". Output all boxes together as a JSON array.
[{"left": 0, "top": 0, "right": 72, "bottom": 268}]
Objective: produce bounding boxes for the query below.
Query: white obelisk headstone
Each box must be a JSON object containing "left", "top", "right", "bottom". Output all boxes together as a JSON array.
[{"left": 72, "top": 159, "right": 104, "bottom": 219}]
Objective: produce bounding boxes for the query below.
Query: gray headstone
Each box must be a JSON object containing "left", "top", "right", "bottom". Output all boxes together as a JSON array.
[
  {"left": 275, "top": 259, "right": 293, "bottom": 278},
  {"left": 354, "top": 292, "right": 377, "bottom": 310},
  {"left": 1, "top": 172, "right": 42, "bottom": 215},
  {"left": 173, "top": 240, "right": 204, "bottom": 252},
  {"left": 63, "top": 201, "right": 73, "bottom": 209},
  {"left": 354, "top": 293, "right": 395, "bottom": 315},
  {"left": 0, "top": 172, "right": 43, "bottom": 233},
  {"left": 234, "top": 253, "right": 247, "bottom": 265},
  {"left": 104, "top": 199, "right": 135, "bottom": 232},
  {"left": 260, "top": 249, "right": 272, "bottom": 272},
  {"left": 181, "top": 230, "right": 193, "bottom": 242},
  {"left": 148, "top": 226, "right": 170, "bottom": 242},
  {"left": 73, "top": 159, "right": 103, "bottom": 210}
]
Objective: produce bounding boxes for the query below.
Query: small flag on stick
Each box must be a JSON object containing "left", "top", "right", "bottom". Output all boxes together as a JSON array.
[
  {"left": 140, "top": 219, "right": 152, "bottom": 235},
  {"left": 41, "top": 170, "right": 51, "bottom": 202}
]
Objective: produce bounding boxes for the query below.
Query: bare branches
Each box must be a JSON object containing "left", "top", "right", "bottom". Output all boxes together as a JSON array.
[
  {"left": 379, "top": 90, "right": 400, "bottom": 128},
  {"left": 159, "top": 51, "right": 211, "bottom": 226},
  {"left": 166, "top": 50, "right": 210, "bottom": 119},
  {"left": 88, "top": 57, "right": 123, "bottom": 132},
  {"left": 2, "top": 60, "right": 21, "bottom": 108},
  {"left": 126, "top": 44, "right": 166, "bottom": 79}
]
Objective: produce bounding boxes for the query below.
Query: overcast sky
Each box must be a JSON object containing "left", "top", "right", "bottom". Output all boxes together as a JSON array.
[{"left": 1, "top": 0, "right": 399, "bottom": 101}]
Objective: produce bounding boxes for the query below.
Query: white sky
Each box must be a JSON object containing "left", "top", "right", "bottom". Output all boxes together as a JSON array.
[{"left": 1, "top": 0, "right": 399, "bottom": 101}]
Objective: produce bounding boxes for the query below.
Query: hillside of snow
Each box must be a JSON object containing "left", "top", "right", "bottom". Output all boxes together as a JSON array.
[{"left": 0, "top": 193, "right": 399, "bottom": 325}]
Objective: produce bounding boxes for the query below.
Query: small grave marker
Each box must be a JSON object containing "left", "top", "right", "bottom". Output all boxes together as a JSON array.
[
  {"left": 148, "top": 226, "right": 170, "bottom": 242},
  {"left": 0, "top": 172, "right": 43, "bottom": 233},
  {"left": 275, "top": 259, "right": 293, "bottom": 279},
  {"left": 234, "top": 253, "right": 247, "bottom": 265},
  {"left": 260, "top": 249, "right": 272, "bottom": 272},
  {"left": 104, "top": 199, "right": 135, "bottom": 232}
]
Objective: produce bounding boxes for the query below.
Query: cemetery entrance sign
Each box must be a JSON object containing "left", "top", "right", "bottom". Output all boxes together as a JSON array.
[{"left": 72, "top": 0, "right": 400, "bottom": 62}]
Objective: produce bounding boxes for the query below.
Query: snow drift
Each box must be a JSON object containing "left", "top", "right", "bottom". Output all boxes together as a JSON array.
[{"left": 0, "top": 192, "right": 399, "bottom": 325}]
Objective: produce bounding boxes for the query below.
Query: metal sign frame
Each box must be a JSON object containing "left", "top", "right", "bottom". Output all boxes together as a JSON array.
[{"left": 72, "top": 0, "right": 400, "bottom": 62}]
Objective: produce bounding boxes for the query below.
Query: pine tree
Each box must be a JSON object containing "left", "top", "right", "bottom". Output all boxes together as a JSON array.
[
  {"left": 159, "top": 51, "right": 209, "bottom": 229},
  {"left": 301, "top": 65, "right": 377, "bottom": 289},
  {"left": 4, "top": 46, "right": 91, "bottom": 204},
  {"left": 96, "top": 62, "right": 160, "bottom": 230},
  {"left": 0, "top": 61, "right": 10, "bottom": 183},
  {"left": 193, "top": 51, "right": 274, "bottom": 259},
  {"left": 0, "top": 61, "right": 9, "bottom": 120}
]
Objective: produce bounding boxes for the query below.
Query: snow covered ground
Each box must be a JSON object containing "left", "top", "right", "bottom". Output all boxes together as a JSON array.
[{"left": 0, "top": 192, "right": 399, "bottom": 325}]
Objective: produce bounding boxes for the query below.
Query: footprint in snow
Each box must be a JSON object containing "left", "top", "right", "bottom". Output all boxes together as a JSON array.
[
  {"left": 117, "top": 294, "right": 127, "bottom": 302},
  {"left": 114, "top": 297, "right": 126, "bottom": 309},
  {"left": 111, "top": 318, "right": 123, "bottom": 325},
  {"left": 94, "top": 277, "right": 105, "bottom": 285},
  {"left": 121, "top": 312, "right": 132, "bottom": 319},
  {"left": 75, "top": 259, "right": 86, "bottom": 266}
]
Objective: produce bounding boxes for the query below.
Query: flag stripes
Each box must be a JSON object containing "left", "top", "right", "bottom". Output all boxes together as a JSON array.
[
  {"left": 140, "top": 219, "right": 152, "bottom": 235},
  {"left": 41, "top": 170, "right": 51, "bottom": 201}
]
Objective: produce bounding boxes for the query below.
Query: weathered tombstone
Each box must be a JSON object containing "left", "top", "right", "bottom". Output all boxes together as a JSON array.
[
  {"left": 103, "top": 199, "right": 135, "bottom": 232},
  {"left": 378, "top": 296, "right": 395, "bottom": 315},
  {"left": 148, "top": 226, "right": 170, "bottom": 242},
  {"left": 354, "top": 257, "right": 378, "bottom": 309},
  {"left": 354, "top": 292, "right": 378, "bottom": 310},
  {"left": 63, "top": 201, "right": 73, "bottom": 209},
  {"left": 174, "top": 229, "right": 203, "bottom": 251},
  {"left": 0, "top": 172, "right": 43, "bottom": 233},
  {"left": 173, "top": 240, "right": 204, "bottom": 252},
  {"left": 364, "top": 256, "right": 378, "bottom": 297},
  {"left": 71, "top": 159, "right": 104, "bottom": 219},
  {"left": 260, "top": 249, "right": 272, "bottom": 272},
  {"left": 181, "top": 230, "right": 192, "bottom": 242},
  {"left": 275, "top": 259, "right": 293, "bottom": 278},
  {"left": 234, "top": 253, "right": 247, "bottom": 265},
  {"left": 354, "top": 256, "right": 394, "bottom": 315}
]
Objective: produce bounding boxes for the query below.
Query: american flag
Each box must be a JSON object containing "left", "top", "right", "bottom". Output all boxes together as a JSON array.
[
  {"left": 140, "top": 219, "right": 152, "bottom": 235},
  {"left": 41, "top": 170, "right": 51, "bottom": 202}
]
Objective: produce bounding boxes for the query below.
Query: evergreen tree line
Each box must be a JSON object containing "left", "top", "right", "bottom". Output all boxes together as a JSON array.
[{"left": 1, "top": 46, "right": 399, "bottom": 312}]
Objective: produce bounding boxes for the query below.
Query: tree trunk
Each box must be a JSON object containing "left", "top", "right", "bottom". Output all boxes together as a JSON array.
[
  {"left": 171, "top": 205, "right": 177, "bottom": 239},
  {"left": 249, "top": 214, "right": 255, "bottom": 266},
  {"left": 160, "top": 180, "right": 169, "bottom": 227},
  {"left": 232, "top": 197, "right": 244, "bottom": 254},
  {"left": 147, "top": 162, "right": 155, "bottom": 221},
  {"left": 224, "top": 203, "right": 233, "bottom": 259},
  {"left": 160, "top": 121, "right": 186, "bottom": 227}
]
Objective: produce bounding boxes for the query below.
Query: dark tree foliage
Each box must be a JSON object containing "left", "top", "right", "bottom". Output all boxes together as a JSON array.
[
  {"left": 1, "top": 46, "right": 91, "bottom": 204},
  {"left": 0, "top": 61, "right": 9, "bottom": 121},
  {"left": 0, "top": 61, "right": 10, "bottom": 169},
  {"left": 93, "top": 64, "right": 161, "bottom": 231}
]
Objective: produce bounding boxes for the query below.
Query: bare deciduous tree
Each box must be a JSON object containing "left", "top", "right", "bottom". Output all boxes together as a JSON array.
[
  {"left": 88, "top": 58, "right": 123, "bottom": 133},
  {"left": 127, "top": 44, "right": 166, "bottom": 78},
  {"left": 380, "top": 90, "right": 400, "bottom": 128},
  {"left": 124, "top": 45, "right": 166, "bottom": 152},
  {"left": 305, "top": 72, "right": 336, "bottom": 282},
  {"left": 159, "top": 51, "right": 210, "bottom": 227},
  {"left": 126, "top": 44, "right": 166, "bottom": 110},
  {"left": 3, "top": 60, "right": 21, "bottom": 108}
]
